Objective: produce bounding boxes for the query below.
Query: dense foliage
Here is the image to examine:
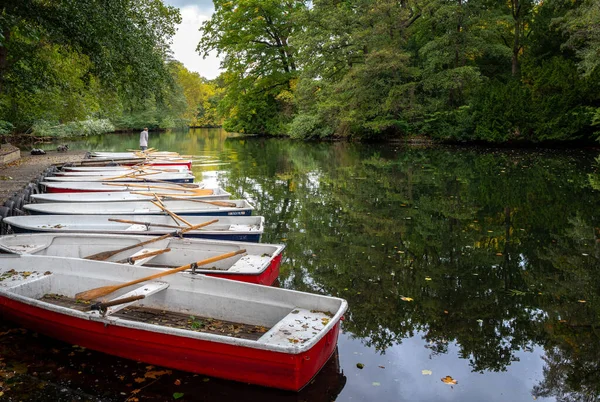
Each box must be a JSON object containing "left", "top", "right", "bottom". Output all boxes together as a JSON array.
[
  {"left": 199, "top": 0, "right": 600, "bottom": 143},
  {"left": 0, "top": 0, "right": 221, "bottom": 137}
]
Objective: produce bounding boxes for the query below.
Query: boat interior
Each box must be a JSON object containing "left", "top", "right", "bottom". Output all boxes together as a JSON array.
[
  {"left": 0, "top": 235, "right": 280, "bottom": 273},
  {"left": 0, "top": 256, "right": 344, "bottom": 349}
]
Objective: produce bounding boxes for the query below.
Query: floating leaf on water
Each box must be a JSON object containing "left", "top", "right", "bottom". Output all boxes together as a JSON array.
[
  {"left": 400, "top": 296, "right": 414, "bottom": 302},
  {"left": 496, "top": 253, "right": 503, "bottom": 256},
  {"left": 582, "top": 253, "right": 589, "bottom": 256},
  {"left": 476, "top": 319, "right": 483, "bottom": 323},
  {"left": 441, "top": 375, "right": 457, "bottom": 385},
  {"left": 425, "top": 277, "right": 432, "bottom": 281},
  {"left": 578, "top": 300, "right": 587, "bottom": 303},
  {"left": 356, "top": 363, "right": 365, "bottom": 369},
  {"left": 422, "top": 370, "right": 432, "bottom": 375},
  {"left": 173, "top": 393, "right": 184, "bottom": 399}
]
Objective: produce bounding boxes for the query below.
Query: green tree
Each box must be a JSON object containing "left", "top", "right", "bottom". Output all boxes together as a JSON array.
[{"left": 198, "top": 0, "right": 302, "bottom": 134}]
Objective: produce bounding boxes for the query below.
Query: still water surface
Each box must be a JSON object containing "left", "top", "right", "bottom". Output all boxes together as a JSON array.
[{"left": 4, "top": 128, "right": 600, "bottom": 401}]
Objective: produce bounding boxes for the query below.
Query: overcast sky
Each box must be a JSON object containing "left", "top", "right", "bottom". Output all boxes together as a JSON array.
[{"left": 164, "top": 0, "right": 222, "bottom": 79}]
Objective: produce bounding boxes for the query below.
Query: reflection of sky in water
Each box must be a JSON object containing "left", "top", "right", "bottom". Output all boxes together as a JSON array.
[{"left": 336, "top": 332, "right": 548, "bottom": 401}]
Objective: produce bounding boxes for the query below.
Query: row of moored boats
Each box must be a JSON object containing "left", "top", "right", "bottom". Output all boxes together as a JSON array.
[{"left": 0, "top": 149, "right": 347, "bottom": 391}]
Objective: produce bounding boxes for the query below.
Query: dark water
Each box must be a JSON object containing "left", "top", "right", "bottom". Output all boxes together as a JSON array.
[{"left": 4, "top": 129, "right": 600, "bottom": 401}]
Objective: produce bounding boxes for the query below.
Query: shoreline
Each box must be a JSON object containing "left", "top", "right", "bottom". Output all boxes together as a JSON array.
[{"left": 0, "top": 150, "right": 87, "bottom": 203}]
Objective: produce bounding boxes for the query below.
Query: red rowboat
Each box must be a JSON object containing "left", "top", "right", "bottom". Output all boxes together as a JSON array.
[
  {"left": 0, "top": 233, "right": 284, "bottom": 285},
  {"left": 0, "top": 255, "right": 347, "bottom": 391}
]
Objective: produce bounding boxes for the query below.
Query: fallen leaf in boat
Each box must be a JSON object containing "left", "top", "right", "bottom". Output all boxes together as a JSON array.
[
  {"left": 131, "top": 389, "right": 140, "bottom": 395},
  {"left": 422, "top": 370, "right": 432, "bottom": 375},
  {"left": 378, "top": 365, "right": 385, "bottom": 369},
  {"left": 119, "top": 375, "right": 125, "bottom": 381},
  {"left": 400, "top": 297, "right": 414, "bottom": 302},
  {"left": 202, "top": 378, "right": 210, "bottom": 382},
  {"left": 134, "top": 377, "right": 145, "bottom": 383},
  {"left": 174, "top": 379, "right": 181, "bottom": 386},
  {"left": 372, "top": 382, "right": 381, "bottom": 386},
  {"left": 357, "top": 363, "right": 365, "bottom": 369},
  {"left": 145, "top": 370, "right": 171, "bottom": 379},
  {"left": 173, "top": 393, "right": 184, "bottom": 399},
  {"left": 441, "top": 375, "right": 457, "bottom": 385}
]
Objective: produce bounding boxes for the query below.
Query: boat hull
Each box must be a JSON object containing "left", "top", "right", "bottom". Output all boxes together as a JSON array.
[
  {"left": 0, "top": 298, "right": 340, "bottom": 391},
  {"left": 23, "top": 200, "right": 254, "bottom": 217},
  {"left": 4, "top": 215, "right": 264, "bottom": 242},
  {"left": 41, "top": 182, "right": 205, "bottom": 193},
  {"left": 31, "top": 189, "right": 231, "bottom": 203}
]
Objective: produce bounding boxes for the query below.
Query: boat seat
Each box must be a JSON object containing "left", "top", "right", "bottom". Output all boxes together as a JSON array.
[
  {"left": 256, "top": 307, "right": 333, "bottom": 347},
  {"left": 227, "top": 254, "right": 269, "bottom": 273},
  {"left": 125, "top": 224, "right": 150, "bottom": 232},
  {"left": 122, "top": 247, "right": 166, "bottom": 266},
  {"left": 90, "top": 281, "right": 169, "bottom": 316}
]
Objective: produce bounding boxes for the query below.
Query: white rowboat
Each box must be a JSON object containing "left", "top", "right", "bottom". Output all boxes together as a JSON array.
[{"left": 3, "top": 214, "right": 264, "bottom": 242}]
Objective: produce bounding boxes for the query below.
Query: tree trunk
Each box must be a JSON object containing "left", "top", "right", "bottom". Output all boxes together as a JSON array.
[
  {"left": 511, "top": 0, "right": 521, "bottom": 76},
  {"left": 0, "top": 28, "right": 10, "bottom": 95}
]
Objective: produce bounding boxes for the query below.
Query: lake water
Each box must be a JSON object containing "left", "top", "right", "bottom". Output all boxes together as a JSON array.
[{"left": 4, "top": 128, "right": 600, "bottom": 401}]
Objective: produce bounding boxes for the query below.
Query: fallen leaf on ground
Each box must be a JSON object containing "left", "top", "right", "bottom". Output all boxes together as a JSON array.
[{"left": 441, "top": 375, "right": 457, "bottom": 385}]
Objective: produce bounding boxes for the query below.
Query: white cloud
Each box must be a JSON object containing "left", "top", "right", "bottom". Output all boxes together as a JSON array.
[{"left": 169, "top": 5, "right": 222, "bottom": 80}]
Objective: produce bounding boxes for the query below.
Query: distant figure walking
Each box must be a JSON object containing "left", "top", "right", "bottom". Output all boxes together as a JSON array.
[{"left": 140, "top": 127, "right": 149, "bottom": 151}]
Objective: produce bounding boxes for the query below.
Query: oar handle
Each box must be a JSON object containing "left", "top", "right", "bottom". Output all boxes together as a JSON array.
[
  {"left": 91, "top": 295, "right": 146, "bottom": 311},
  {"left": 117, "top": 248, "right": 172, "bottom": 264}
]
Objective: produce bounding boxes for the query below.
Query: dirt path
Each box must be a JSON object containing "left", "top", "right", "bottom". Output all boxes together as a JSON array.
[{"left": 0, "top": 150, "right": 87, "bottom": 202}]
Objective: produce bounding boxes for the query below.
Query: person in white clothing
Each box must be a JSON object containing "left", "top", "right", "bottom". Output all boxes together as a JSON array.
[{"left": 140, "top": 127, "right": 149, "bottom": 151}]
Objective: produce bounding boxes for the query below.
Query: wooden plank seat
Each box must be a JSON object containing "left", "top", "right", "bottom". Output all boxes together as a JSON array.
[
  {"left": 257, "top": 307, "right": 333, "bottom": 347},
  {"left": 88, "top": 281, "right": 169, "bottom": 316}
]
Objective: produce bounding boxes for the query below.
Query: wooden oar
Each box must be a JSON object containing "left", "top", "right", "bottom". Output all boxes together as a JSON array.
[
  {"left": 102, "top": 183, "right": 202, "bottom": 193},
  {"left": 108, "top": 218, "right": 183, "bottom": 229},
  {"left": 115, "top": 248, "right": 172, "bottom": 264},
  {"left": 152, "top": 195, "right": 181, "bottom": 227},
  {"left": 103, "top": 171, "right": 161, "bottom": 181},
  {"left": 159, "top": 196, "right": 238, "bottom": 208},
  {"left": 138, "top": 178, "right": 199, "bottom": 189},
  {"left": 150, "top": 199, "right": 193, "bottom": 227},
  {"left": 130, "top": 190, "right": 214, "bottom": 197},
  {"left": 84, "top": 219, "right": 219, "bottom": 261},
  {"left": 75, "top": 249, "right": 246, "bottom": 301}
]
